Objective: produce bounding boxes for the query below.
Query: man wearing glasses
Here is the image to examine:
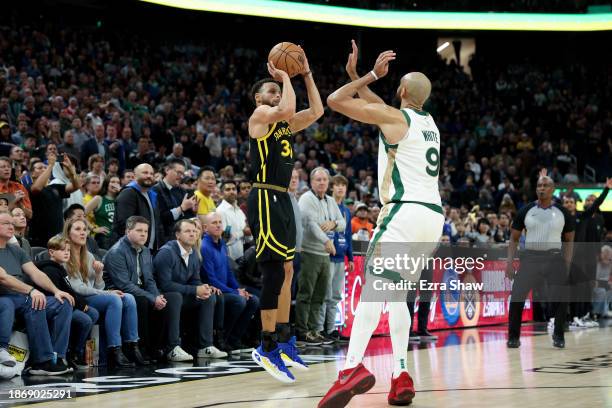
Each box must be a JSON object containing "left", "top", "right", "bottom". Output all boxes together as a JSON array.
[{"left": 152, "top": 159, "right": 199, "bottom": 245}]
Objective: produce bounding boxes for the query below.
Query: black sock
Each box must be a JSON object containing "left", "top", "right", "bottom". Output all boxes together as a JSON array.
[
  {"left": 276, "top": 323, "right": 291, "bottom": 343},
  {"left": 261, "top": 331, "right": 278, "bottom": 352}
]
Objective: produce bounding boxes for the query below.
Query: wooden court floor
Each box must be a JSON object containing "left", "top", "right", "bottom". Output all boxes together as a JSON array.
[{"left": 24, "top": 324, "right": 611, "bottom": 408}]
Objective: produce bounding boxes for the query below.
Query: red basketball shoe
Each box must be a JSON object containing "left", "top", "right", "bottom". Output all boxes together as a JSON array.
[
  {"left": 388, "top": 371, "right": 415, "bottom": 405},
  {"left": 318, "top": 363, "right": 376, "bottom": 408}
]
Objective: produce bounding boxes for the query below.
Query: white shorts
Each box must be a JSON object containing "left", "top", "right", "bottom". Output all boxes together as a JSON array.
[
  {"left": 364, "top": 202, "right": 445, "bottom": 292},
  {"left": 372, "top": 202, "right": 445, "bottom": 244}
]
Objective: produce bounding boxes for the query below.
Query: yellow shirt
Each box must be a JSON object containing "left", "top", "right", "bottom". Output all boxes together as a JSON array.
[
  {"left": 83, "top": 193, "right": 98, "bottom": 234},
  {"left": 194, "top": 190, "right": 216, "bottom": 215}
]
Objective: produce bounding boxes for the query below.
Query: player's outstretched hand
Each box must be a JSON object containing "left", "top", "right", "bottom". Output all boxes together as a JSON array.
[
  {"left": 345, "top": 39, "right": 359, "bottom": 80},
  {"left": 267, "top": 61, "right": 289, "bottom": 82},
  {"left": 372, "top": 50, "right": 396, "bottom": 80}
]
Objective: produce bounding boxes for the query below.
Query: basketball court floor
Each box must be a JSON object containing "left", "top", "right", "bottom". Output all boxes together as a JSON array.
[{"left": 1, "top": 322, "right": 610, "bottom": 407}]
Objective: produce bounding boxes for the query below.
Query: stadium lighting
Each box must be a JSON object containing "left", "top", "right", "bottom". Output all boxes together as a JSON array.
[
  {"left": 139, "top": 0, "right": 612, "bottom": 31},
  {"left": 437, "top": 42, "right": 450, "bottom": 53}
]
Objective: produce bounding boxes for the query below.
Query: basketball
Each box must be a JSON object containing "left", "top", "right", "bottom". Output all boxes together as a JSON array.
[{"left": 268, "top": 42, "right": 305, "bottom": 78}]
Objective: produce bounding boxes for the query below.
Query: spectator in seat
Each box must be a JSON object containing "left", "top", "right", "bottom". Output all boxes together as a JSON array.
[
  {"left": 0, "top": 212, "right": 74, "bottom": 375},
  {"left": 593, "top": 245, "right": 612, "bottom": 319},
  {"left": 35, "top": 235, "right": 99, "bottom": 369},
  {"left": 105, "top": 216, "right": 190, "bottom": 362},
  {"left": 153, "top": 219, "right": 227, "bottom": 359},
  {"left": 201, "top": 212, "right": 259, "bottom": 353},
  {"left": 64, "top": 217, "right": 146, "bottom": 368}
]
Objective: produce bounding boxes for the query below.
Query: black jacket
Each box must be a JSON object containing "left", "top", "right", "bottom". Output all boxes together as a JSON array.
[
  {"left": 575, "top": 187, "right": 609, "bottom": 243},
  {"left": 111, "top": 183, "right": 163, "bottom": 251},
  {"left": 34, "top": 260, "right": 88, "bottom": 311},
  {"left": 151, "top": 181, "right": 196, "bottom": 245},
  {"left": 80, "top": 137, "right": 109, "bottom": 167}
]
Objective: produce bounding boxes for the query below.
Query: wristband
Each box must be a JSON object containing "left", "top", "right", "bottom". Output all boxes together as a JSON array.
[
  {"left": 303, "top": 70, "right": 312, "bottom": 77},
  {"left": 28, "top": 287, "right": 35, "bottom": 296},
  {"left": 370, "top": 70, "right": 379, "bottom": 80}
]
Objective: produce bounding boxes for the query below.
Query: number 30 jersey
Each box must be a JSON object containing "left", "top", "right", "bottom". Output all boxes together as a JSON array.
[
  {"left": 249, "top": 120, "right": 294, "bottom": 188},
  {"left": 377, "top": 108, "right": 442, "bottom": 207}
]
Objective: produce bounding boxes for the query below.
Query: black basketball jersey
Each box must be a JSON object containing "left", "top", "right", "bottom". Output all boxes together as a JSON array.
[{"left": 250, "top": 120, "right": 294, "bottom": 188}]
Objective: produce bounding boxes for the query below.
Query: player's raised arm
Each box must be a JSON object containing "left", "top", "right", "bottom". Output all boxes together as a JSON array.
[
  {"left": 287, "top": 48, "right": 324, "bottom": 133},
  {"left": 249, "top": 62, "right": 296, "bottom": 136},
  {"left": 346, "top": 40, "right": 385, "bottom": 104},
  {"left": 327, "top": 50, "right": 400, "bottom": 126}
]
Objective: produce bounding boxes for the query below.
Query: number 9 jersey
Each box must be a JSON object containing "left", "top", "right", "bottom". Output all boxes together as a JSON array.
[
  {"left": 249, "top": 120, "right": 294, "bottom": 188},
  {"left": 377, "top": 108, "right": 442, "bottom": 207}
]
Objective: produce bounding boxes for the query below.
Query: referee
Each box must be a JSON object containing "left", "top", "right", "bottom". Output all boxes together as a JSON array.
[{"left": 505, "top": 171, "right": 575, "bottom": 349}]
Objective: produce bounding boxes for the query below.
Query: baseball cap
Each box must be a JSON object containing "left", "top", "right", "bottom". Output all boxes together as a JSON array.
[{"left": 356, "top": 204, "right": 369, "bottom": 212}]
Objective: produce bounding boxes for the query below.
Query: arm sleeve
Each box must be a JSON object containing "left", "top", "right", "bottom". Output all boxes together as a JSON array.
[
  {"left": 582, "top": 187, "right": 609, "bottom": 218},
  {"left": 112, "top": 189, "right": 137, "bottom": 241},
  {"left": 201, "top": 245, "right": 235, "bottom": 293},
  {"left": 511, "top": 204, "right": 530, "bottom": 231},
  {"left": 68, "top": 275, "right": 105, "bottom": 296},
  {"left": 331, "top": 200, "right": 346, "bottom": 232},
  {"left": 20, "top": 185, "right": 32, "bottom": 211},
  {"left": 299, "top": 195, "right": 329, "bottom": 243}
]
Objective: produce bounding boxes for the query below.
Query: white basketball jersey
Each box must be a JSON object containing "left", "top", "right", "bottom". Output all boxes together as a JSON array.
[{"left": 377, "top": 108, "right": 441, "bottom": 206}]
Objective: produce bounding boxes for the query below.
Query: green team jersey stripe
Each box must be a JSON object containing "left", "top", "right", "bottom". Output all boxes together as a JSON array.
[
  {"left": 390, "top": 200, "right": 443, "bottom": 215},
  {"left": 365, "top": 202, "right": 404, "bottom": 283},
  {"left": 400, "top": 109, "right": 411, "bottom": 126}
]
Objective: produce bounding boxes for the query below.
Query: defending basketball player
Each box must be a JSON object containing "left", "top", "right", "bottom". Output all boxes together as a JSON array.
[
  {"left": 248, "top": 49, "right": 324, "bottom": 383},
  {"left": 319, "top": 41, "right": 445, "bottom": 407}
]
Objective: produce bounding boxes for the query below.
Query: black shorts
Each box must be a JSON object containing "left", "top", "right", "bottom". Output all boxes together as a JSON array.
[{"left": 247, "top": 187, "right": 296, "bottom": 262}]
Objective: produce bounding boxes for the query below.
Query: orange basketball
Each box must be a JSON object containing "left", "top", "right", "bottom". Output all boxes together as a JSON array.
[{"left": 268, "top": 42, "right": 305, "bottom": 78}]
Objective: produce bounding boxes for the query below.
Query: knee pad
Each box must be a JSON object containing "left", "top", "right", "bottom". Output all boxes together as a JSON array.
[{"left": 260, "top": 261, "right": 285, "bottom": 310}]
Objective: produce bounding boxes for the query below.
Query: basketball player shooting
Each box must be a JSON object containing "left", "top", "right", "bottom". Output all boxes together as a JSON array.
[
  {"left": 319, "top": 40, "right": 445, "bottom": 407},
  {"left": 248, "top": 48, "right": 324, "bottom": 383}
]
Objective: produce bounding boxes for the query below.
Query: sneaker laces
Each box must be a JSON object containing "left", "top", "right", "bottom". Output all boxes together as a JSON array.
[{"left": 282, "top": 337, "right": 305, "bottom": 364}]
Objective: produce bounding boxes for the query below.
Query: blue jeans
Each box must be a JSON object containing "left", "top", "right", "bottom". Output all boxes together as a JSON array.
[
  {"left": 224, "top": 292, "right": 260, "bottom": 345},
  {"left": 0, "top": 294, "right": 72, "bottom": 364},
  {"left": 71, "top": 307, "right": 99, "bottom": 356},
  {"left": 86, "top": 293, "right": 139, "bottom": 347}
]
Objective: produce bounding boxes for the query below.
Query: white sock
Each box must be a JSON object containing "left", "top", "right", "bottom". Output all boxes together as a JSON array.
[
  {"left": 343, "top": 301, "right": 383, "bottom": 370},
  {"left": 388, "top": 301, "right": 411, "bottom": 378}
]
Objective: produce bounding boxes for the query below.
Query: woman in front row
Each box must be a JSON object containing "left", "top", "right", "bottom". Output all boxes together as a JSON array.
[{"left": 63, "top": 218, "right": 146, "bottom": 368}]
